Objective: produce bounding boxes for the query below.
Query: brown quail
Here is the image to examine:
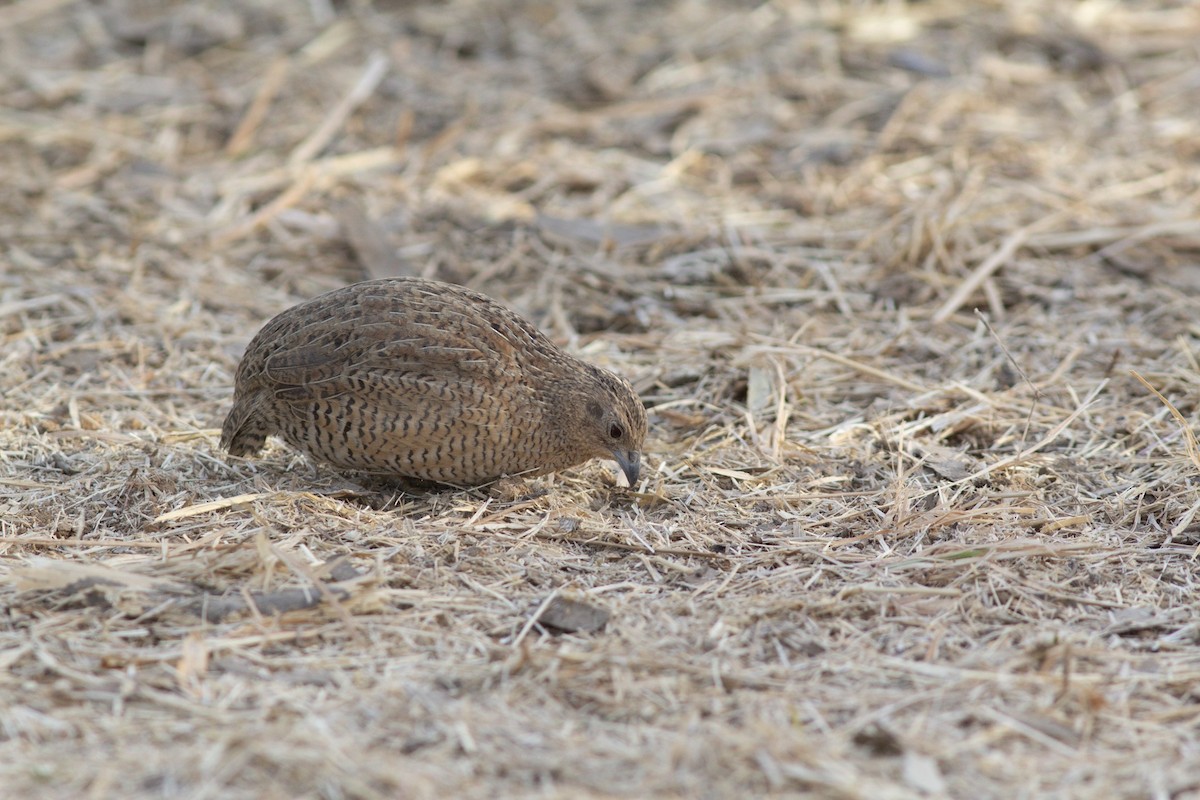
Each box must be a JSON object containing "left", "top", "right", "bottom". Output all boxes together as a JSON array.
[{"left": 220, "top": 278, "right": 646, "bottom": 487}]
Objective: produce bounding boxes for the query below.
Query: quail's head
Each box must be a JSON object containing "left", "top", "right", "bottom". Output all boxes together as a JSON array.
[{"left": 565, "top": 365, "right": 647, "bottom": 486}]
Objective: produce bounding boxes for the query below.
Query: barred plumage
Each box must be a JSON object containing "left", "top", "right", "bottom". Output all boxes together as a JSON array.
[{"left": 220, "top": 278, "right": 646, "bottom": 487}]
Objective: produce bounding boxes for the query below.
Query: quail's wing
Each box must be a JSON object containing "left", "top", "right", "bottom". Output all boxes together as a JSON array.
[{"left": 261, "top": 316, "right": 521, "bottom": 399}]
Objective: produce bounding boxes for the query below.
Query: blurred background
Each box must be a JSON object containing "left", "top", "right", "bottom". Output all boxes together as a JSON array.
[{"left": 3, "top": 2, "right": 1200, "bottom": 798}]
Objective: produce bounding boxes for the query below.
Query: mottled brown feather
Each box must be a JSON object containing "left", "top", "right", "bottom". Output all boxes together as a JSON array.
[{"left": 220, "top": 278, "right": 646, "bottom": 486}]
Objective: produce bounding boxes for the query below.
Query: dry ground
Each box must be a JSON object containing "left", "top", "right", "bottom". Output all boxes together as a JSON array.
[{"left": 3, "top": 1, "right": 1200, "bottom": 798}]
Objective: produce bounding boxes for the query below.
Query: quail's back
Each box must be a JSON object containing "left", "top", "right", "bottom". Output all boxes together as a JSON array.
[{"left": 220, "top": 278, "right": 646, "bottom": 487}]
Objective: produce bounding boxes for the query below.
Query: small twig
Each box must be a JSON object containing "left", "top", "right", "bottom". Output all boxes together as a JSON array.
[
  {"left": 758, "top": 340, "right": 927, "bottom": 393},
  {"left": 0, "top": 537, "right": 168, "bottom": 550},
  {"left": 288, "top": 52, "right": 390, "bottom": 167},
  {"left": 510, "top": 588, "right": 561, "bottom": 649},
  {"left": 536, "top": 530, "right": 729, "bottom": 561},
  {"left": 1130, "top": 369, "right": 1200, "bottom": 471},
  {"left": 933, "top": 214, "right": 1068, "bottom": 324},
  {"left": 209, "top": 167, "right": 318, "bottom": 246},
  {"left": 154, "top": 493, "right": 272, "bottom": 524},
  {"left": 956, "top": 381, "right": 1106, "bottom": 485},
  {"left": 226, "top": 57, "right": 290, "bottom": 157},
  {"left": 976, "top": 309, "right": 1041, "bottom": 445}
]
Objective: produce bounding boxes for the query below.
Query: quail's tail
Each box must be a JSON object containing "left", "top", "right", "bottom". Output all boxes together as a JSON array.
[{"left": 220, "top": 398, "right": 272, "bottom": 456}]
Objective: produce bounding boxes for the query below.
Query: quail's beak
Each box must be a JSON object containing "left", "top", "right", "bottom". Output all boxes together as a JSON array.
[{"left": 612, "top": 450, "right": 641, "bottom": 487}]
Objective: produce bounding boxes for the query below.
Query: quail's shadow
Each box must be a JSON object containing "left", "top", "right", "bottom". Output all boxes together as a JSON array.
[
  {"left": 315, "top": 471, "right": 560, "bottom": 513},
  {"left": 318, "top": 472, "right": 467, "bottom": 511}
]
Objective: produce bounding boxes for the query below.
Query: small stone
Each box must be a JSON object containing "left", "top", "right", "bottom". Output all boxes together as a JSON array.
[{"left": 536, "top": 596, "right": 610, "bottom": 634}]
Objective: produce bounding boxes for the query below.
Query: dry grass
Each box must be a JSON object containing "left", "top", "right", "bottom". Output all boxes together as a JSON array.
[{"left": 3, "top": 0, "right": 1200, "bottom": 797}]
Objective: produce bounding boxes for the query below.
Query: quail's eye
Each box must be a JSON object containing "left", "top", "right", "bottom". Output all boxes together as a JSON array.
[{"left": 608, "top": 423, "right": 624, "bottom": 440}]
